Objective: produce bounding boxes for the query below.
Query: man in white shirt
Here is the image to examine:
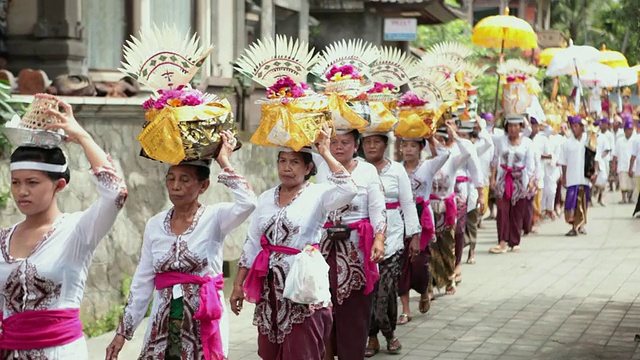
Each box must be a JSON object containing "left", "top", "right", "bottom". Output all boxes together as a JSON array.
[
  {"left": 613, "top": 118, "right": 636, "bottom": 203},
  {"left": 542, "top": 125, "right": 563, "bottom": 220},
  {"left": 558, "top": 115, "right": 599, "bottom": 236},
  {"left": 526, "top": 117, "right": 548, "bottom": 232},
  {"left": 628, "top": 125, "right": 640, "bottom": 217},
  {"left": 610, "top": 116, "right": 623, "bottom": 191},
  {"left": 482, "top": 112, "right": 503, "bottom": 220},
  {"left": 594, "top": 118, "right": 613, "bottom": 206}
]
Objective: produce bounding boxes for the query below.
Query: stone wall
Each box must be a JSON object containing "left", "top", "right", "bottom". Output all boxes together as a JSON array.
[{"left": 0, "top": 97, "right": 281, "bottom": 323}]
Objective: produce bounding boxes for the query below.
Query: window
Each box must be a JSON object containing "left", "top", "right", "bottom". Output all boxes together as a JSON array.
[{"left": 85, "top": 0, "right": 127, "bottom": 70}]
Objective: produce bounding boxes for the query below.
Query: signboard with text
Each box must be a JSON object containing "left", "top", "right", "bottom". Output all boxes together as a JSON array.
[{"left": 383, "top": 18, "right": 417, "bottom": 41}]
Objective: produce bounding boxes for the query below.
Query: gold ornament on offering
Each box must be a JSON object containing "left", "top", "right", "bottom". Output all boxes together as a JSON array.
[
  {"left": 120, "top": 23, "right": 240, "bottom": 163},
  {"left": 311, "top": 39, "right": 380, "bottom": 131},
  {"left": 236, "top": 35, "right": 331, "bottom": 149},
  {"left": 395, "top": 106, "right": 437, "bottom": 139}
]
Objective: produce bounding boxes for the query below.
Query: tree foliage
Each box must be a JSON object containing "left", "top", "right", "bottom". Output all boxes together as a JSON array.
[{"left": 551, "top": 0, "right": 640, "bottom": 64}]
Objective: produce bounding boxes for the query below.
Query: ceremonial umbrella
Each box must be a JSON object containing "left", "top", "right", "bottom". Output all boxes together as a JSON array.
[
  {"left": 546, "top": 41, "right": 600, "bottom": 77},
  {"left": 614, "top": 66, "right": 638, "bottom": 87},
  {"left": 572, "top": 63, "right": 617, "bottom": 88},
  {"left": 538, "top": 47, "right": 563, "bottom": 67},
  {"left": 599, "top": 44, "right": 629, "bottom": 68},
  {"left": 472, "top": 7, "right": 538, "bottom": 112}
]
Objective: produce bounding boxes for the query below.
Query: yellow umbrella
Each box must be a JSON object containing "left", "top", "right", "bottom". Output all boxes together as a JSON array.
[
  {"left": 538, "top": 47, "right": 563, "bottom": 67},
  {"left": 599, "top": 44, "right": 629, "bottom": 68},
  {"left": 472, "top": 7, "right": 538, "bottom": 53},
  {"left": 472, "top": 7, "right": 537, "bottom": 113}
]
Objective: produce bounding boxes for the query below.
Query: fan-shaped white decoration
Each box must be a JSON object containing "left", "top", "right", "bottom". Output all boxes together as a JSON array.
[
  {"left": 407, "top": 68, "right": 457, "bottom": 104},
  {"left": 311, "top": 39, "right": 380, "bottom": 80},
  {"left": 497, "top": 59, "right": 538, "bottom": 77},
  {"left": 419, "top": 54, "right": 465, "bottom": 78},
  {"left": 119, "top": 24, "right": 213, "bottom": 90},
  {"left": 235, "top": 35, "right": 319, "bottom": 88},
  {"left": 426, "top": 41, "right": 474, "bottom": 60},
  {"left": 461, "top": 62, "right": 486, "bottom": 83},
  {"left": 369, "top": 46, "right": 416, "bottom": 87}
]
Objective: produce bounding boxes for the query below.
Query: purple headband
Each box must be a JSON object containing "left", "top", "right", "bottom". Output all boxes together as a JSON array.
[
  {"left": 567, "top": 115, "right": 583, "bottom": 125},
  {"left": 600, "top": 117, "right": 609, "bottom": 124},
  {"left": 530, "top": 117, "right": 538, "bottom": 125},
  {"left": 624, "top": 120, "right": 634, "bottom": 129},
  {"left": 593, "top": 120, "right": 601, "bottom": 126}
]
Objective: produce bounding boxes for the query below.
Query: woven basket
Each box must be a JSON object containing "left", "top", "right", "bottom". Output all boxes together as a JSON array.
[{"left": 21, "top": 94, "right": 60, "bottom": 130}]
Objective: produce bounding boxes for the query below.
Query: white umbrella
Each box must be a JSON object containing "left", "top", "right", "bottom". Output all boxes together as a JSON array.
[
  {"left": 572, "top": 63, "right": 617, "bottom": 88},
  {"left": 546, "top": 41, "right": 601, "bottom": 77},
  {"left": 615, "top": 67, "right": 638, "bottom": 87}
]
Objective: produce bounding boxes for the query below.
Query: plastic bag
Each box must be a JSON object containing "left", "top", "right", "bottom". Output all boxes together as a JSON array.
[{"left": 283, "top": 245, "right": 331, "bottom": 305}]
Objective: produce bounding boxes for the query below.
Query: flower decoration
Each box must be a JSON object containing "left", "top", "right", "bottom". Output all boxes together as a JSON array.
[
  {"left": 506, "top": 75, "right": 527, "bottom": 83},
  {"left": 142, "top": 86, "right": 207, "bottom": 110},
  {"left": 266, "top": 76, "right": 309, "bottom": 101},
  {"left": 367, "top": 82, "right": 397, "bottom": 94},
  {"left": 398, "top": 91, "right": 427, "bottom": 107},
  {"left": 326, "top": 64, "right": 362, "bottom": 82}
]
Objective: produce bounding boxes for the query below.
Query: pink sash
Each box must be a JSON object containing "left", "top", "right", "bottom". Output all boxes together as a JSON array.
[
  {"left": 243, "top": 235, "right": 305, "bottom": 304},
  {"left": 416, "top": 197, "right": 434, "bottom": 251},
  {"left": 385, "top": 201, "right": 401, "bottom": 210},
  {"left": 500, "top": 165, "right": 525, "bottom": 200},
  {"left": 0, "top": 308, "right": 83, "bottom": 350},
  {"left": 455, "top": 176, "right": 470, "bottom": 183},
  {"left": 155, "top": 272, "right": 225, "bottom": 360},
  {"left": 323, "top": 218, "right": 379, "bottom": 295},
  {"left": 431, "top": 193, "right": 456, "bottom": 227}
]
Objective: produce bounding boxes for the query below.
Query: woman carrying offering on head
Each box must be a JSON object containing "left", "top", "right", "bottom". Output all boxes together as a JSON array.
[
  {"left": 397, "top": 136, "right": 449, "bottom": 325},
  {"left": 360, "top": 132, "right": 421, "bottom": 356},
  {"left": 106, "top": 131, "right": 256, "bottom": 360},
  {"left": 0, "top": 98, "right": 128, "bottom": 359},
  {"left": 489, "top": 114, "right": 536, "bottom": 252},
  {"left": 230, "top": 124, "right": 357, "bottom": 360},
  {"left": 316, "top": 129, "right": 386, "bottom": 360}
]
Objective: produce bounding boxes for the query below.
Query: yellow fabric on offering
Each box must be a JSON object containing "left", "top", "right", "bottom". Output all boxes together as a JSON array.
[
  {"left": 366, "top": 101, "right": 398, "bottom": 133},
  {"left": 138, "top": 100, "right": 235, "bottom": 165},
  {"left": 328, "top": 93, "right": 369, "bottom": 130},
  {"left": 395, "top": 107, "right": 437, "bottom": 138},
  {"left": 251, "top": 101, "right": 330, "bottom": 151}
]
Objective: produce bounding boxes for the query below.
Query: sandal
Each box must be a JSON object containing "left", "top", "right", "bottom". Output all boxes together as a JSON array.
[
  {"left": 510, "top": 245, "right": 521, "bottom": 253},
  {"left": 489, "top": 246, "right": 507, "bottom": 254},
  {"left": 396, "top": 313, "right": 412, "bottom": 325},
  {"left": 418, "top": 293, "right": 431, "bottom": 314},
  {"left": 565, "top": 229, "right": 578, "bottom": 237},
  {"left": 455, "top": 274, "right": 462, "bottom": 284},
  {"left": 365, "top": 337, "right": 380, "bottom": 357},
  {"left": 445, "top": 283, "right": 456, "bottom": 295},
  {"left": 386, "top": 337, "right": 402, "bottom": 354}
]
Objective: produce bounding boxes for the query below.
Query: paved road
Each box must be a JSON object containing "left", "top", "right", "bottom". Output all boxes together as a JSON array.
[{"left": 88, "top": 200, "right": 640, "bottom": 360}]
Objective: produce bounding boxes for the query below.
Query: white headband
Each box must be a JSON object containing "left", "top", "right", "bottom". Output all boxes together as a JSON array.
[{"left": 10, "top": 161, "right": 68, "bottom": 173}]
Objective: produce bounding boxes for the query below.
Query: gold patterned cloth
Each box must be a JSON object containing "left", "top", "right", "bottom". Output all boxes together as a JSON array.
[
  {"left": 251, "top": 100, "right": 331, "bottom": 151},
  {"left": 394, "top": 106, "right": 438, "bottom": 139},
  {"left": 138, "top": 100, "right": 237, "bottom": 165}
]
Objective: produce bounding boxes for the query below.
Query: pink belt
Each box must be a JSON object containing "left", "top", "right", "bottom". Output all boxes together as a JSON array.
[
  {"left": 431, "top": 193, "right": 456, "bottom": 227},
  {"left": 0, "top": 308, "right": 83, "bottom": 350},
  {"left": 155, "top": 272, "right": 224, "bottom": 360},
  {"left": 416, "top": 196, "right": 434, "bottom": 251},
  {"left": 324, "top": 218, "right": 379, "bottom": 295},
  {"left": 386, "top": 201, "right": 400, "bottom": 210},
  {"left": 456, "top": 176, "right": 470, "bottom": 183},
  {"left": 500, "top": 165, "right": 525, "bottom": 200},
  {"left": 243, "top": 235, "right": 306, "bottom": 304}
]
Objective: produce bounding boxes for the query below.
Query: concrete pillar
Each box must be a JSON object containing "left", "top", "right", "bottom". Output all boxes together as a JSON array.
[
  {"left": 299, "top": 0, "right": 309, "bottom": 43},
  {"left": 8, "top": 0, "right": 86, "bottom": 77},
  {"left": 518, "top": 0, "right": 526, "bottom": 19},
  {"left": 235, "top": 0, "right": 246, "bottom": 60},
  {"left": 261, "top": 0, "right": 274, "bottom": 40},
  {"left": 212, "top": 0, "right": 235, "bottom": 78}
]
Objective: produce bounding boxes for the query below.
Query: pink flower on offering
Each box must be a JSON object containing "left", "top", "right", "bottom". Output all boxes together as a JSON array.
[
  {"left": 142, "top": 86, "right": 207, "bottom": 110},
  {"left": 398, "top": 91, "right": 427, "bottom": 107},
  {"left": 367, "top": 82, "right": 396, "bottom": 94},
  {"left": 326, "top": 64, "right": 362, "bottom": 81},
  {"left": 266, "top": 76, "right": 308, "bottom": 99}
]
